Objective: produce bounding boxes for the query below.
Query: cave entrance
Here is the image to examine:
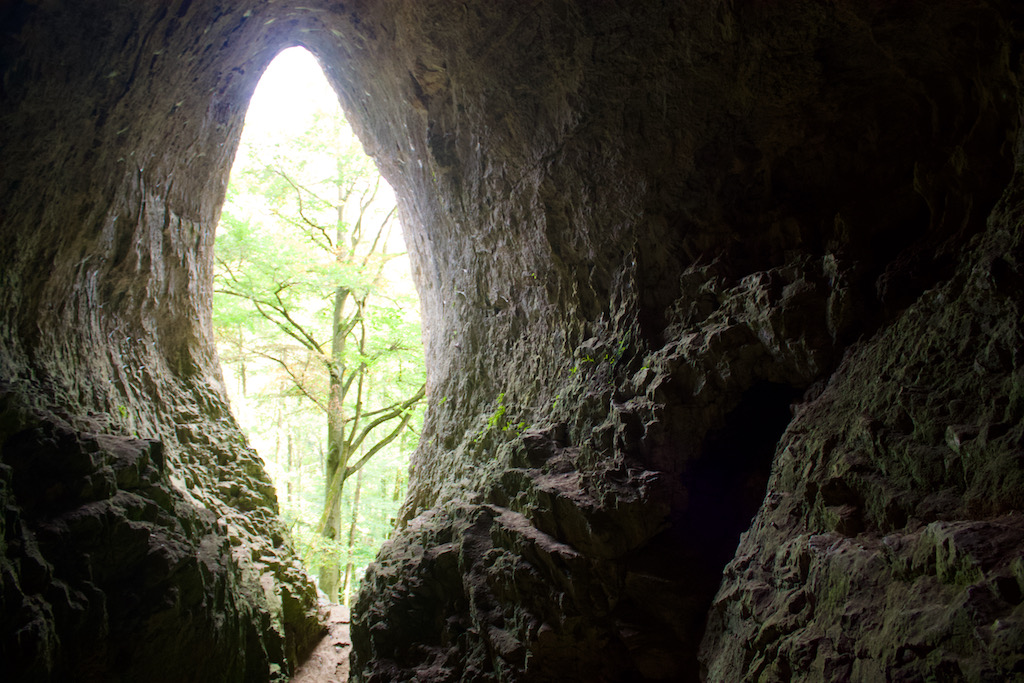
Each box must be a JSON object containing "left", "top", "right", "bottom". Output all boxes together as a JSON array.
[
  {"left": 213, "top": 47, "right": 427, "bottom": 606},
  {"left": 621, "top": 381, "right": 801, "bottom": 675},
  {"left": 686, "top": 381, "right": 802, "bottom": 578}
]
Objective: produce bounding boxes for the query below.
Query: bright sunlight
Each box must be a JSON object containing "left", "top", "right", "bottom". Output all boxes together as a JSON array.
[
  {"left": 244, "top": 48, "right": 339, "bottom": 139},
  {"left": 213, "top": 47, "right": 425, "bottom": 607}
]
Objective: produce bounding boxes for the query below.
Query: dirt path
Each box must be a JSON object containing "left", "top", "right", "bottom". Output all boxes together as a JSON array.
[{"left": 290, "top": 604, "right": 351, "bottom": 683}]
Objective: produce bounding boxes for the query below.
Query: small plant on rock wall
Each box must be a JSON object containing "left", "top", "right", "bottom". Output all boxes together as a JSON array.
[
  {"left": 472, "top": 392, "right": 529, "bottom": 447},
  {"left": 487, "top": 393, "right": 507, "bottom": 430}
]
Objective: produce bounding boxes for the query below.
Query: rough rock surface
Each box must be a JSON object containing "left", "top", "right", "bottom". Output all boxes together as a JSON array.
[
  {"left": 345, "top": 1, "right": 1024, "bottom": 681},
  {"left": 291, "top": 603, "right": 352, "bottom": 683},
  {"left": 0, "top": 2, "right": 333, "bottom": 680},
  {"left": 700, "top": 182, "right": 1024, "bottom": 681},
  {"left": 1, "top": 0, "right": 1023, "bottom": 682}
]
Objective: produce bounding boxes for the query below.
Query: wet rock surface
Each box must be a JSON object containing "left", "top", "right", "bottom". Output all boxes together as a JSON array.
[{"left": 2, "top": 0, "right": 1023, "bottom": 681}]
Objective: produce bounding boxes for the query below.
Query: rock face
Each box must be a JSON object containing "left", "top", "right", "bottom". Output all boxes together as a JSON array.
[
  {"left": 701, "top": 183, "right": 1024, "bottom": 680},
  {"left": 1, "top": 0, "right": 1023, "bottom": 682},
  {"left": 0, "top": 1, "right": 331, "bottom": 680},
  {"left": 345, "top": 1, "right": 1024, "bottom": 681}
]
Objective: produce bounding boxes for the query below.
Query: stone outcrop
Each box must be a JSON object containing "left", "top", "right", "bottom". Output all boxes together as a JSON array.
[
  {"left": 701, "top": 168, "right": 1024, "bottom": 680},
  {"left": 0, "top": 2, "right": 331, "bottom": 680},
  {"left": 1, "top": 0, "right": 1023, "bottom": 681},
  {"left": 346, "top": 1, "right": 1024, "bottom": 681},
  {"left": 0, "top": 405, "right": 315, "bottom": 681}
]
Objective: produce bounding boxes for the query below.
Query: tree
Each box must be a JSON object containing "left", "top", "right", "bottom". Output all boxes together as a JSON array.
[{"left": 213, "top": 106, "right": 425, "bottom": 602}]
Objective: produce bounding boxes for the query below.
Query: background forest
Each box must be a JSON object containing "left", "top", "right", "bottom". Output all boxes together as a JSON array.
[{"left": 212, "top": 49, "right": 425, "bottom": 605}]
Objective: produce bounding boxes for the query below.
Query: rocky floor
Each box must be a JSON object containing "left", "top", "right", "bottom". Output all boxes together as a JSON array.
[{"left": 291, "top": 604, "right": 351, "bottom": 683}]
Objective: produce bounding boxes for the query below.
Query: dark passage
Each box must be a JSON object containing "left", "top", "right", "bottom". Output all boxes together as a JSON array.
[
  {"left": 687, "top": 381, "right": 802, "bottom": 576},
  {"left": 614, "top": 382, "right": 802, "bottom": 680}
]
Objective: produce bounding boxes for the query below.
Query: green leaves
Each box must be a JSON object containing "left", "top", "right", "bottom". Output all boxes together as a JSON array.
[{"left": 212, "top": 56, "right": 426, "bottom": 601}]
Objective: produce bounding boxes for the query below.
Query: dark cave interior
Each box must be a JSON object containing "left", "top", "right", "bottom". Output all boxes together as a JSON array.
[{"left": 2, "top": 1, "right": 1024, "bottom": 682}]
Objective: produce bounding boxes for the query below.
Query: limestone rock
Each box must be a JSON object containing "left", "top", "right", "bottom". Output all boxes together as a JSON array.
[
  {"left": 0, "top": 1, "right": 329, "bottom": 679},
  {"left": 347, "top": 0, "right": 1024, "bottom": 680},
  {"left": 2, "top": 0, "right": 1023, "bottom": 681},
  {"left": 700, "top": 191, "right": 1024, "bottom": 680}
]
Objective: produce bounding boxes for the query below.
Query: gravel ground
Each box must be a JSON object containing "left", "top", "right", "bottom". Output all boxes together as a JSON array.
[{"left": 291, "top": 604, "right": 351, "bottom": 683}]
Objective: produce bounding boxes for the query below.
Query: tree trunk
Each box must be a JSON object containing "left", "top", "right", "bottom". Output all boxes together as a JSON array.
[
  {"left": 319, "top": 402, "right": 345, "bottom": 599},
  {"left": 286, "top": 429, "right": 295, "bottom": 512},
  {"left": 341, "top": 466, "right": 364, "bottom": 607},
  {"left": 295, "top": 404, "right": 304, "bottom": 513},
  {"left": 237, "top": 325, "right": 247, "bottom": 398},
  {"left": 319, "top": 282, "right": 351, "bottom": 602}
]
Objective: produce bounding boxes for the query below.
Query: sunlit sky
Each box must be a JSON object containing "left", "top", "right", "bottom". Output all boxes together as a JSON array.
[
  {"left": 244, "top": 47, "right": 341, "bottom": 140},
  {"left": 234, "top": 46, "right": 399, "bottom": 251},
  {"left": 221, "top": 46, "right": 416, "bottom": 479}
]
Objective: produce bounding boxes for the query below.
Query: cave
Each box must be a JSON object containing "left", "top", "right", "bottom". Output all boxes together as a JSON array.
[
  {"left": 683, "top": 382, "right": 805, "bottom": 612},
  {"left": 2, "top": 1, "right": 1024, "bottom": 682}
]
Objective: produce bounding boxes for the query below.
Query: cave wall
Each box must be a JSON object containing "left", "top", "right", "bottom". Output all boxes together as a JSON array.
[
  {"left": 341, "top": 1, "right": 1024, "bottom": 681},
  {"left": 1, "top": 0, "right": 1023, "bottom": 682},
  {"left": 337, "top": 1, "right": 1024, "bottom": 683},
  {"left": 0, "top": 2, "right": 334, "bottom": 680}
]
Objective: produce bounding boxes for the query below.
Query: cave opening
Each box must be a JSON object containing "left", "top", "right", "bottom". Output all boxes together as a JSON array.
[
  {"left": 620, "top": 381, "right": 803, "bottom": 677},
  {"left": 686, "top": 381, "right": 803, "bottom": 579},
  {"left": 3, "top": 2, "right": 1023, "bottom": 681},
  {"left": 213, "top": 46, "right": 426, "bottom": 607}
]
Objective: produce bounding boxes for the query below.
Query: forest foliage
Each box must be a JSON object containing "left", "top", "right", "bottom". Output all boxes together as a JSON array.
[{"left": 212, "top": 52, "right": 424, "bottom": 604}]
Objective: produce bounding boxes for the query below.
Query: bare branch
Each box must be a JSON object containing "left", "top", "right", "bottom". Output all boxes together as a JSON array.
[
  {"left": 343, "top": 312, "right": 369, "bottom": 454},
  {"left": 348, "top": 382, "right": 426, "bottom": 454},
  {"left": 214, "top": 287, "right": 325, "bottom": 356},
  {"left": 344, "top": 409, "right": 412, "bottom": 478},
  {"left": 363, "top": 205, "right": 398, "bottom": 269},
  {"left": 256, "top": 351, "right": 329, "bottom": 412},
  {"left": 254, "top": 161, "right": 338, "bottom": 251},
  {"left": 214, "top": 255, "right": 245, "bottom": 284},
  {"left": 358, "top": 392, "right": 421, "bottom": 419},
  {"left": 272, "top": 289, "right": 326, "bottom": 355}
]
